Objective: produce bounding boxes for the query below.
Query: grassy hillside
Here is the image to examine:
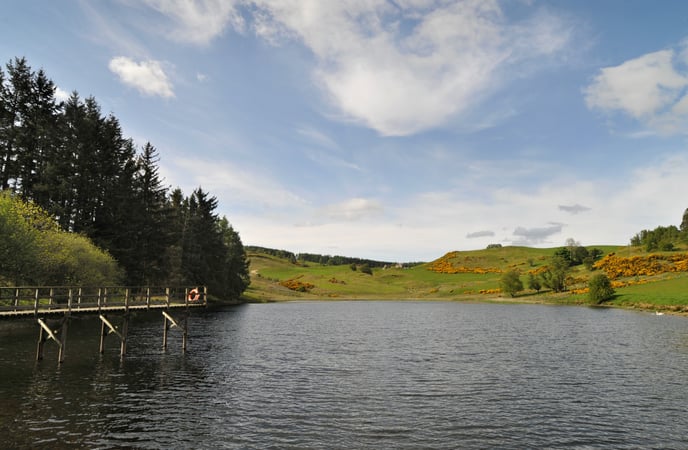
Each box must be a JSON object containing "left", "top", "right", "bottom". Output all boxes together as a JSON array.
[{"left": 242, "top": 245, "right": 688, "bottom": 313}]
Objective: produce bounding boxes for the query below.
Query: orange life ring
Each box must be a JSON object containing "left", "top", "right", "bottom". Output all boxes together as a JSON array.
[{"left": 188, "top": 288, "right": 200, "bottom": 301}]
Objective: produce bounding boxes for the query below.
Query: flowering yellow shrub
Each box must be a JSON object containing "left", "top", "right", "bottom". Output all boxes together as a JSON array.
[
  {"left": 593, "top": 253, "right": 688, "bottom": 279},
  {"left": 428, "top": 251, "right": 502, "bottom": 274},
  {"left": 527, "top": 266, "right": 549, "bottom": 276},
  {"left": 570, "top": 288, "right": 589, "bottom": 294},
  {"left": 280, "top": 275, "right": 315, "bottom": 292},
  {"left": 479, "top": 288, "right": 501, "bottom": 294}
]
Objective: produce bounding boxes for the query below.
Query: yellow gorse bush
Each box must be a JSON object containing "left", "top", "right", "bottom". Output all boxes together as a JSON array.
[
  {"left": 428, "top": 251, "right": 502, "bottom": 274},
  {"left": 279, "top": 275, "right": 316, "bottom": 292},
  {"left": 594, "top": 253, "right": 688, "bottom": 279}
]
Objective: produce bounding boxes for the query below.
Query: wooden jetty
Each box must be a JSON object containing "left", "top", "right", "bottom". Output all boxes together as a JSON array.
[{"left": 0, "top": 286, "right": 207, "bottom": 363}]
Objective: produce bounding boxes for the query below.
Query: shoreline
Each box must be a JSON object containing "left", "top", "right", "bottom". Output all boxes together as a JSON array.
[{"left": 240, "top": 292, "right": 688, "bottom": 316}]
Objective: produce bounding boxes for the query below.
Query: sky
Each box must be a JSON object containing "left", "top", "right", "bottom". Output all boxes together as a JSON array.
[{"left": 2, "top": 0, "right": 688, "bottom": 262}]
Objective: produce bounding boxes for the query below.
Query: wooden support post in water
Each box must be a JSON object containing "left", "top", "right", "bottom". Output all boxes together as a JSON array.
[
  {"left": 58, "top": 317, "right": 68, "bottom": 363},
  {"left": 36, "top": 315, "right": 69, "bottom": 363},
  {"left": 182, "top": 312, "right": 188, "bottom": 352},
  {"left": 99, "top": 314, "right": 129, "bottom": 357},
  {"left": 36, "top": 323, "right": 46, "bottom": 361},
  {"left": 162, "top": 310, "right": 187, "bottom": 353},
  {"left": 121, "top": 314, "right": 129, "bottom": 356}
]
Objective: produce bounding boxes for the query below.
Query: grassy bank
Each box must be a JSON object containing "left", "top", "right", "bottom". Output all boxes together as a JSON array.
[{"left": 242, "top": 246, "right": 688, "bottom": 314}]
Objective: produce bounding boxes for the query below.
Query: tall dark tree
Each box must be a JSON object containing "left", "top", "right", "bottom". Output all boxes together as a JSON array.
[
  {"left": 119, "top": 142, "right": 172, "bottom": 285},
  {"left": 0, "top": 57, "right": 34, "bottom": 191},
  {"left": 0, "top": 57, "right": 251, "bottom": 298},
  {"left": 164, "top": 187, "right": 187, "bottom": 286},
  {"left": 217, "top": 216, "right": 250, "bottom": 298},
  {"left": 182, "top": 188, "right": 225, "bottom": 289},
  {"left": 26, "top": 69, "right": 61, "bottom": 207}
]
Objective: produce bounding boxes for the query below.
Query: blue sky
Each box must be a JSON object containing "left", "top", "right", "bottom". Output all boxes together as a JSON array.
[{"left": 2, "top": 0, "right": 688, "bottom": 262}]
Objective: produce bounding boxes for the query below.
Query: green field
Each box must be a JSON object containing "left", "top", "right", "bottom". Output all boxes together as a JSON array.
[{"left": 242, "top": 246, "right": 688, "bottom": 313}]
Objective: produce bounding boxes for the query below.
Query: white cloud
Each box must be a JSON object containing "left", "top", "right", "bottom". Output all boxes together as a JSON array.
[
  {"left": 109, "top": 56, "right": 175, "bottom": 98},
  {"left": 138, "top": 0, "right": 572, "bottom": 136},
  {"left": 513, "top": 224, "right": 564, "bottom": 245},
  {"left": 55, "top": 86, "right": 71, "bottom": 103},
  {"left": 558, "top": 204, "right": 591, "bottom": 215},
  {"left": 296, "top": 125, "right": 338, "bottom": 149},
  {"left": 231, "top": 152, "right": 688, "bottom": 261},
  {"left": 320, "top": 197, "right": 384, "bottom": 221},
  {"left": 245, "top": 0, "right": 571, "bottom": 136},
  {"left": 466, "top": 230, "right": 495, "bottom": 239},
  {"left": 161, "top": 156, "right": 307, "bottom": 210},
  {"left": 141, "top": 0, "right": 244, "bottom": 45},
  {"left": 584, "top": 48, "right": 688, "bottom": 134}
]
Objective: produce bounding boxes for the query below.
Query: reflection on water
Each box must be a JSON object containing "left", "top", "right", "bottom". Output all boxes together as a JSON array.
[{"left": 1, "top": 302, "right": 688, "bottom": 449}]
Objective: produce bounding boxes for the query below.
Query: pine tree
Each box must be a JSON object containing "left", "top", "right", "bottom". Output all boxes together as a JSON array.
[
  {"left": 217, "top": 216, "right": 250, "bottom": 298},
  {"left": 121, "top": 142, "right": 172, "bottom": 284}
]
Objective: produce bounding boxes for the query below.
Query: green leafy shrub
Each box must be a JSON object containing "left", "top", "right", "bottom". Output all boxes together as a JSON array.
[
  {"left": 500, "top": 269, "right": 523, "bottom": 297},
  {"left": 589, "top": 273, "right": 615, "bottom": 304}
]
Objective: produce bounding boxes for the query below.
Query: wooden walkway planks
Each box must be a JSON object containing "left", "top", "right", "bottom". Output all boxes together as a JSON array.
[
  {"left": 0, "top": 286, "right": 207, "bottom": 319},
  {"left": 0, "top": 286, "right": 208, "bottom": 363}
]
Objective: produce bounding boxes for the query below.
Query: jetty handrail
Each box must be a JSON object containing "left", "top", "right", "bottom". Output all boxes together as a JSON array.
[{"left": 0, "top": 286, "right": 207, "bottom": 315}]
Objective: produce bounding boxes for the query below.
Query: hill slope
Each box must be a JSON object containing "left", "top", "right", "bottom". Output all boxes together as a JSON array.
[{"left": 242, "top": 246, "right": 688, "bottom": 312}]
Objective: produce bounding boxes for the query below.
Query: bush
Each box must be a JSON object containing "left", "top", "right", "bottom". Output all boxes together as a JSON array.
[
  {"left": 0, "top": 193, "right": 122, "bottom": 286},
  {"left": 360, "top": 263, "right": 373, "bottom": 275},
  {"left": 527, "top": 273, "right": 541, "bottom": 292},
  {"left": 589, "top": 273, "right": 615, "bottom": 304},
  {"left": 500, "top": 269, "right": 523, "bottom": 297}
]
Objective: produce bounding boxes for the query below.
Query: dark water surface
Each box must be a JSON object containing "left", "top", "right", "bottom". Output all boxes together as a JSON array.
[{"left": 1, "top": 301, "right": 688, "bottom": 449}]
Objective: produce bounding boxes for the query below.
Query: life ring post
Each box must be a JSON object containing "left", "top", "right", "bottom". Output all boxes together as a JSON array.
[{"left": 187, "top": 287, "right": 200, "bottom": 302}]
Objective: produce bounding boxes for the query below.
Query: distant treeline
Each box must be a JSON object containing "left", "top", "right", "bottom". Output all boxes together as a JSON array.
[
  {"left": 245, "top": 246, "right": 423, "bottom": 268},
  {"left": 0, "top": 57, "right": 249, "bottom": 298},
  {"left": 630, "top": 208, "right": 688, "bottom": 252}
]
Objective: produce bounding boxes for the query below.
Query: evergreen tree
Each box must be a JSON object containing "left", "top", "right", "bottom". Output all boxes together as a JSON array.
[
  {"left": 121, "top": 142, "right": 172, "bottom": 284},
  {"left": 0, "top": 57, "right": 251, "bottom": 298},
  {"left": 217, "top": 216, "right": 250, "bottom": 298},
  {"left": 0, "top": 57, "right": 35, "bottom": 191}
]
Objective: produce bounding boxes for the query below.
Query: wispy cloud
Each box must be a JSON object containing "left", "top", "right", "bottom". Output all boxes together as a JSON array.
[
  {"left": 296, "top": 125, "right": 338, "bottom": 150},
  {"left": 134, "top": 1, "right": 573, "bottom": 136},
  {"left": 513, "top": 223, "right": 564, "bottom": 245},
  {"left": 140, "top": 0, "right": 244, "bottom": 45},
  {"left": 54, "top": 86, "right": 71, "bottom": 103},
  {"left": 162, "top": 156, "right": 307, "bottom": 210},
  {"left": 320, "top": 198, "right": 384, "bottom": 221},
  {"left": 584, "top": 46, "right": 688, "bottom": 134},
  {"left": 558, "top": 204, "right": 591, "bottom": 214},
  {"left": 466, "top": 230, "right": 495, "bottom": 239},
  {"left": 226, "top": 152, "right": 688, "bottom": 260},
  {"left": 255, "top": 1, "right": 572, "bottom": 136},
  {"left": 108, "top": 56, "right": 175, "bottom": 98}
]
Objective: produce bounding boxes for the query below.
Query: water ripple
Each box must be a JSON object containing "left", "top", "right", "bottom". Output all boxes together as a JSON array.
[{"left": 2, "top": 302, "right": 688, "bottom": 448}]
